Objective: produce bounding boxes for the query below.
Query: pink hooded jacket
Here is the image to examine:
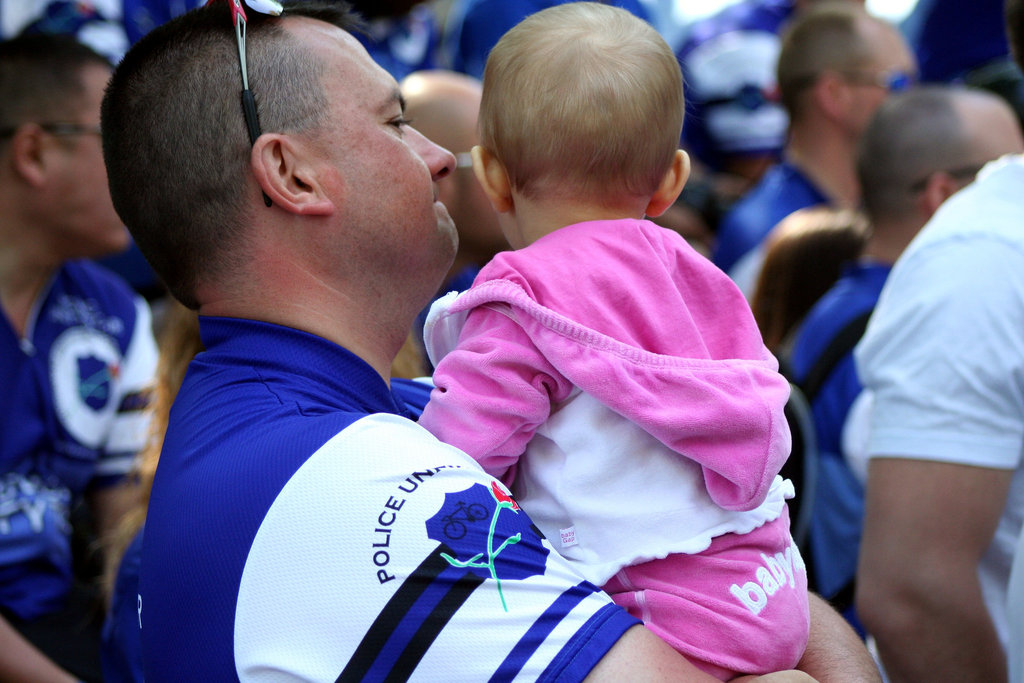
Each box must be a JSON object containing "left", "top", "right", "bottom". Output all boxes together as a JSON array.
[{"left": 421, "top": 219, "right": 791, "bottom": 507}]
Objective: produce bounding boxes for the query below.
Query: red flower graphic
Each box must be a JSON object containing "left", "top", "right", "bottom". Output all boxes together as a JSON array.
[{"left": 491, "top": 481, "right": 520, "bottom": 511}]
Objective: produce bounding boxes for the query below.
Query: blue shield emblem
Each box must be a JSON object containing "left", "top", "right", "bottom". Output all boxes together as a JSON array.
[{"left": 426, "top": 482, "right": 549, "bottom": 610}]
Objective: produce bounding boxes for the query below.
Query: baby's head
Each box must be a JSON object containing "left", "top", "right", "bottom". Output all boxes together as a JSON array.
[{"left": 478, "top": 2, "right": 684, "bottom": 207}]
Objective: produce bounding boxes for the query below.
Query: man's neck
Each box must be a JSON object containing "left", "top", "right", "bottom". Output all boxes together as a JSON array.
[
  {"left": 0, "top": 225, "right": 59, "bottom": 338},
  {"left": 197, "top": 272, "right": 414, "bottom": 385},
  {"left": 861, "top": 217, "right": 926, "bottom": 265},
  {"left": 786, "top": 126, "right": 860, "bottom": 207}
]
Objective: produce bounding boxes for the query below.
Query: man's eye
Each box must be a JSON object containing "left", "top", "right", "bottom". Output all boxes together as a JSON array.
[{"left": 390, "top": 117, "right": 413, "bottom": 129}]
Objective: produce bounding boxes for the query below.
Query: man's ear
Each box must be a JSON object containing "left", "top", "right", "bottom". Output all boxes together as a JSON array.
[
  {"left": 471, "top": 145, "right": 513, "bottom": 213},
  {"left": 251, "top": 134, "right": 335, "bottom": 216},
  {"left": 645, "top": 150, "right": 691, "bottom": 218},
  {"left": 8, "top": 124, "right": 49, "bottom": 188},
  {"left": 915, "top": 170, "right": 961, "bottom": 218},
  {"left": 811, "top": 70, "right": 850, "bottom": 125}
]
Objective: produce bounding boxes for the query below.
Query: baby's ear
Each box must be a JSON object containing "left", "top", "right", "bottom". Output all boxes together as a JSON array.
[
  {"left": 645, "top": 150, "right": 690, "bottom": 218},
  {"left": 472, "top": 145, "right": 514, "bottom": 213}
]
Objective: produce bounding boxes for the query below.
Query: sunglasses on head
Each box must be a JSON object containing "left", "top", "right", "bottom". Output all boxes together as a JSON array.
[{"left": 207, "top": 0, "right": 284, "bottom": 207}]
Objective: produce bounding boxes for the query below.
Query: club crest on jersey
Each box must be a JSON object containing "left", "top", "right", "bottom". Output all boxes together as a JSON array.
[
  {"left": 426, "top": 482, "right": 548, "bottom": 611},
  {"left": 76, "top": 355, "right": 119, "bottom": 409},
  {"left": 50, "top": 327, "right": 121, "bottom": 448}
]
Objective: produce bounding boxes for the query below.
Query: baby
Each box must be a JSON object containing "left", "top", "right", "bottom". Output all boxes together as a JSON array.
[{"left": 418, "top": 3, "right": 809, "bottom": 678}]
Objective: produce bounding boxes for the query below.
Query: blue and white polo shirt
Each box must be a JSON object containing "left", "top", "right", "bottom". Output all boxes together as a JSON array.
[{"left": 140, "top": 316, "right": 638, "bottom": 681}]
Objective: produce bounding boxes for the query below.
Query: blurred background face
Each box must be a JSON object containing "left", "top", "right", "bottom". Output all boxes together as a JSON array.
[
  {"left": 840, "top": 17, "right": 917, "bottom": 137},
  {"left": 46, "top": 63, "right": 130, "bottom": 260}
]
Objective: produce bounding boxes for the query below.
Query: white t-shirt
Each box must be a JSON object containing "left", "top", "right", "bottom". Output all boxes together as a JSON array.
[{"left": 855, "top": 154, "right": 1024, "bottom": 649}]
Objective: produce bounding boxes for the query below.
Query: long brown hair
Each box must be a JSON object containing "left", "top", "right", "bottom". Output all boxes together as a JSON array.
[
  {"left": 751, "top": 207, "right": 869, "bottom": 353},
  {"left": 103, "top": 300, "right": 203, "bottom": 601}
]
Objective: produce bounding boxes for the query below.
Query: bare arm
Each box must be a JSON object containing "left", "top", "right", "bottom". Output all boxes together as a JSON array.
[
  {"left": 796, "top": 593, "right": 879, "bottom": 682},
  {"left": 588, "top": 591, "right": 877, "bottom": 683},
  {"left": 587, "top": 626, "right": 816, "bottom": 682},
  {"left": 584, "top": 625, "right": 719, "bottom": 682},
  {"left": 857, "top": 458, "right": 1010, "bottom": 683},
  {"left": 0, "top": 616, "right": 77, "bottom": 683}
]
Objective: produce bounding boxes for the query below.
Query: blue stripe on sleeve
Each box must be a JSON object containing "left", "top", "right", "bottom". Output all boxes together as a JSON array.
[
  {"left": 490, "top": 582, "right": 639, "bottom": 682},
  {"left": 541, "top": 604, "right": 641, "bottom": 683}
]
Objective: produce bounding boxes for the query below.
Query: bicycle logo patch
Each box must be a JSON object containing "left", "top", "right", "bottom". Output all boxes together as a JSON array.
[{"left": 426, "top": 482, "right": 549, "bottom": 611}]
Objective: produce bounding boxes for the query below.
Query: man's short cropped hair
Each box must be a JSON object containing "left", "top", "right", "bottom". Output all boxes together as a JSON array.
[
  {"left": 0, "top": 34, "right": 110, "bottom": 139},
  {"left": 478, "top": 2, "right": 683, "bottom": 204},
  {"left": 856, "top": 86, "right": 973, "bottom": 222},
  {"left": 776, "top": 2, "right": 879, "bottom": 120},
  {"left": 102, "top": 1, "right": 360, "bottom": 309}
]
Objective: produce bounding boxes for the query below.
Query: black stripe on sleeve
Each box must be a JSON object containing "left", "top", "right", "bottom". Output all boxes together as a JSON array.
[{"left": 337, "top": 545, "right": 483, "bottom": 683}]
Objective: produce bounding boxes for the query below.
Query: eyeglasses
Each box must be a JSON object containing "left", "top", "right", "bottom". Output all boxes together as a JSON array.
[
  {"left": 207, "top": 0, "right": 283, "bottom": 207},
  {"left": 908, "top": 164, "right": 983, "bottom": 192},
  {"left": 840, "top": 69, "right": 916, "bottom": 93},
  {"left": 0, "top": 122, "right": 103, "bottom": 138}
]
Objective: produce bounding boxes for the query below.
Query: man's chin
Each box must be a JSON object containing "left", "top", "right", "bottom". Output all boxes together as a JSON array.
[{"left": 435, "top": 203, "right": 458, "bottom": 246}]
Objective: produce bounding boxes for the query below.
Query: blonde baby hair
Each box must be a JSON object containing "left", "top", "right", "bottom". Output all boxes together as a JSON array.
[{"left": 478, "top": 2, "right": 684, "bottom": 205}]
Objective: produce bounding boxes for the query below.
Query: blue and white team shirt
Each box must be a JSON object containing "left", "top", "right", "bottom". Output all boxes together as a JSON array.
[
  {"left": 0, "top": 260, "right": 156, "bottom": 620},
  {"left": 713, "top": 160, "right": 830, "bottom": 292},
  {"left": 141, "top": 317, "right": 638, "bottom": 682}
]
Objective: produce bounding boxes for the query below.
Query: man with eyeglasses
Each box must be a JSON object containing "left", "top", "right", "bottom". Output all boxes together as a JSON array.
[
  {"left": 0, "top": 33, "right": 158, "bottom": 682},
  {"left": 713, "top": 1, "right": 916, "bottom": 298},
  {"left": 98, "top": 1, "right": 881, "bottom": 681},
  {"left": 784, "top": 85, "right": 1023, "bottom": 640}
]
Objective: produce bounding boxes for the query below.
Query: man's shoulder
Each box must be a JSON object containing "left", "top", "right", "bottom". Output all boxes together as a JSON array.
[
  {"left": 716, "top": 163, "right": 826, "bottom": 268},
  {"left": 144, "top": 411, "right": 637, "bottom": 681},
  {"left": 791, "top": 264, "right": 888, "bottom": 368},
  {"left": 50, "top": 260, "right": 145, "bottom": 340},
  {"left": 238, "top": 414, "right": 635, "bottom": 681},
  {"left": 881, "top": 170, "right": 1024, "bottom": 309},
  {"left": 26, "top": 261, "right": 150, "bottom": 383},
  {"left": 904, "top": 158, "right": 1024, "bottom": 259},
  {"left": 725, "top": 162, "right": 821, "bottom": 222}
]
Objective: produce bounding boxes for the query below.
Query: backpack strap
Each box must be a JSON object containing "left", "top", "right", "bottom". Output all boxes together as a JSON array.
[
  {"left": 787, "top": 308, "right": 874, "bottom": 609},
  {"left": 798, "top": 310, "right": 873, "bottom": 402}
]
